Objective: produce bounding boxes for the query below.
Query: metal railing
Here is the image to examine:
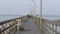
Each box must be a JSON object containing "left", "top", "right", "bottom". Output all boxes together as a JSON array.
[{"left": 0, "top": 16, "right": 28, "bottom": 34}]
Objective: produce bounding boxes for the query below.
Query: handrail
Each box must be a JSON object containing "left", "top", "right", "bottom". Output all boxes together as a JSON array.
[
  {"left": 44, "top": 23, "right": 60, "bottom": 34},
  {"left": 34, "top": 16, "right": 60, "bottom": 34},
  {"left": 0, "top": 16, "right": 28, "bottom": 25},
  {"left": 0, "top": 22, "right": 16, "bottom": 33},
  {"left": 0, "top": 15, "right": 28, "bottom": 34}
]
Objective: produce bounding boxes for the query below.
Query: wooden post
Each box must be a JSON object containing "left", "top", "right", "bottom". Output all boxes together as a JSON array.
[
  {"left": 16, "top": 19, "right": 21, "bottom": 31},
  {"left": 2, "top": 24, "right": 4, "bottom": 30},
  {"left": 5, "top": 30, "right": 8, "bottom": 34},
  {"left": 9, "top": 22, "right": 11, "bottom": 26},
  {"left": 9, "top": 23, "right": 11, "bottom": 33},
  {"left": 51, "top": 24, "right": 54, "bottom": 34},
  {"left": 4, "top": 24, "right": 7, "bottom": 34},
  {"left": 51, "top": 21, "right": 57, "bottom": 34},
  {"left": 2, "top": 24, "right": 5, "bottom": 34},
  {"left": 20, "top": 19, "right": 21, "bottom": 26},
  {"left": 54, "top": 24, "right": 57, "bottom": 34}
]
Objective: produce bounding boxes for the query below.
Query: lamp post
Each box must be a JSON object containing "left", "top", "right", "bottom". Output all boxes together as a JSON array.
[
  {"left": 28, "top": 4, "right": 33, "bottom": 15},
  {"left": 40, "top": 0, "right": 42, "bottom": 29},
  {"left": 32, "top": 0, "right": 36, "bottom": 23}
]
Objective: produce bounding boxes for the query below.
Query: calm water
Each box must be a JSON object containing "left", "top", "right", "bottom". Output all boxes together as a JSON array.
[
  {"left": 0, "top": 15, "right": 60, "bottom": 21},
  {"left": 43, "top": 17, "right": 60, "bottom": 20},
  {"left": 0, "top": 15, "right": 23, "bottom": 22}
]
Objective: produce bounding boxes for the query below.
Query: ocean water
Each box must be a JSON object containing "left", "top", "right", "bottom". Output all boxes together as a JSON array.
[
  {"left": 0, "top": 15, "right": 60, "bottom": 22},
  {"left": 43, "top": 16, "right": 60, "bottom": 21},
  {"left": 0, "top": 15, "right": 25, "bottom": 22}
]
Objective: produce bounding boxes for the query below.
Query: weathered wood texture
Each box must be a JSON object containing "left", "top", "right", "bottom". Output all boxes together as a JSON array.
[
  {"left": 0, "top": 15, "right": 28, "bottom": 34},
  {"left": 33, "top": 17, "right": 60, "bottom": 34}
]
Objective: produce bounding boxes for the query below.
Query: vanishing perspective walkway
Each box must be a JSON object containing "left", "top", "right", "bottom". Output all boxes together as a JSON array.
[{"left": 12, "top": 19, "right": 41, "bottom": 34}]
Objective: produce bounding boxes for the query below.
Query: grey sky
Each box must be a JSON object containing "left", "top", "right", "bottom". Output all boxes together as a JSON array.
[
  {"left": 42, "top": 0, "right": 60, "bottom": 16},
  {"left": 0, "top": 0, "right": 60, "bottom": 16}
]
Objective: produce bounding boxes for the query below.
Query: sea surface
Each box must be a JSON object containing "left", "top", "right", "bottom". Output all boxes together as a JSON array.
[
  {"left": 0, "top": 15, "right": 60, "bottom": 22},
  {"left": 0, "top": 15, "right": 25, "bottom": 22}
]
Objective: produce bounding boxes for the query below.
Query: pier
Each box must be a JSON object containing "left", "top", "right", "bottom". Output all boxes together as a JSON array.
[{"left": 0, "top": 15, "right": 60, "bottom": 34}]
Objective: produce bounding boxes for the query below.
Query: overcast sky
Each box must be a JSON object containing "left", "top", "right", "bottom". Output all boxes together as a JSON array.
[{"left": 0, "top": 0, "right": 60, "bottom": 16}]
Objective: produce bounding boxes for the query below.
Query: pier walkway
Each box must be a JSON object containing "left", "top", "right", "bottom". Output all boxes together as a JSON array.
[
  {"left": 0, "top": 15, "right": 60, "bottom": 34},
  {"left": 11, "top": 19, "right": 41, "bottom": 34}
]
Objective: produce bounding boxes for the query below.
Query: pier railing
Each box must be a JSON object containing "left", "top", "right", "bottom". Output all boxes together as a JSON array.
[
  {"left": 0, "top": 16, "right": 28, "bottom": 34},
  {"left": 33, "top": 16, "right": 60, "bottom": 34},
  {"left": 0, "top": 15, "right": 60, "bottom": 34}
]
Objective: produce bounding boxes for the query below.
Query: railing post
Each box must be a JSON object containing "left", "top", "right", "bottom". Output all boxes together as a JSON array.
[
  {"left": 54, "top": 24, "right": 57, "bottom": 34},
  {"left": 9, "top": 22, "right": 11, "bottom": 33},
  {"left": 43, "top": 20, "right": 46, "bottom": 33},
  {"left": 4, "top": 24, "right": 7, "bottom": 34},
  {"left": 9, "top": 22, "right": 11, "bottom": 26},
  {"left": 2, "top": 24, "right": 5, "bottom": 34},
  {"left": 4, "top": 30, "right": 6, "bottom": 34},
  {"left": 17, "top": 19, "right": 21, "bottom": 31},
  {"left": 12, "top": 21, "right": 14, "bottom": 31},
  {"left": 2, "top": 24, "right": 4, "bottom": 30},
  {"left": 55, "top": 21, "right": 57, "bottom": 34},
  {"left": 51, "top": 24, "right": 55, "bottom": 34}
]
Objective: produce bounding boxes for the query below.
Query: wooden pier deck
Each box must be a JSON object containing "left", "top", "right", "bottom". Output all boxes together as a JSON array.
[{"left": 11, "top": 19, "right": 41, "bottom": 34}]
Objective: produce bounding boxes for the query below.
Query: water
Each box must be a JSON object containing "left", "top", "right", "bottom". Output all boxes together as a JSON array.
[
  {"left": 0, "top": 15, "right": 23, "bottom": 22},
  {"left": 0, "top": 15, "right": 60, "bottom": 22},
  {"left": 43, "top": 16, "right": 60, "bottom": 20},
  {"left": 36, "top": 15, "right": 60, "bottom": 20}
]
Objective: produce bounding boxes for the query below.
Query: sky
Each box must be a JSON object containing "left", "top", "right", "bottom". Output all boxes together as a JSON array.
[{"left": 0, "top": 0, "right": 60, "bottom": 16}]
